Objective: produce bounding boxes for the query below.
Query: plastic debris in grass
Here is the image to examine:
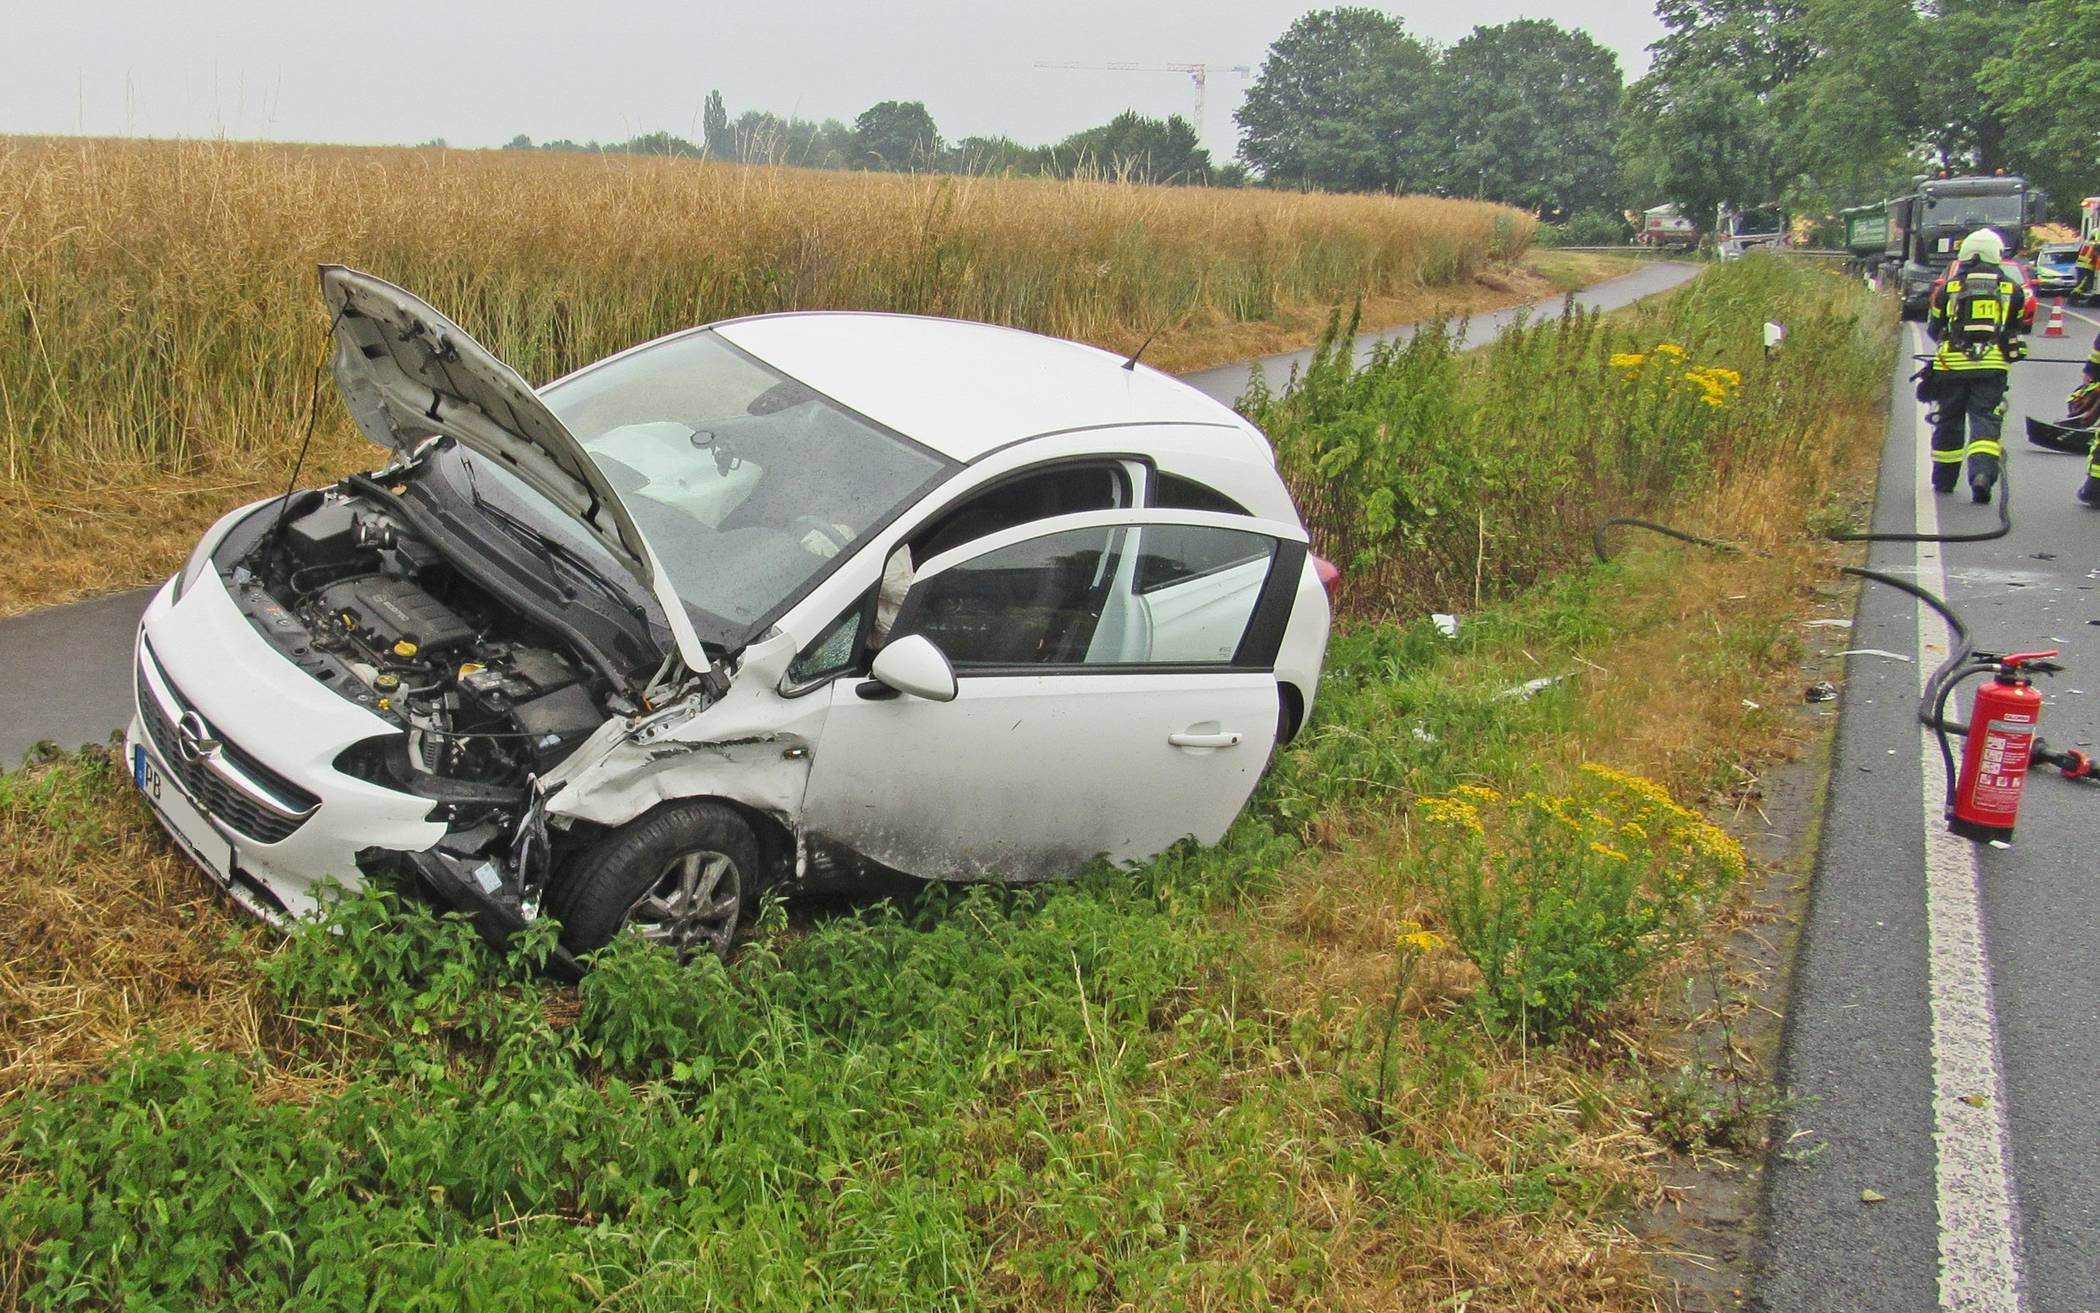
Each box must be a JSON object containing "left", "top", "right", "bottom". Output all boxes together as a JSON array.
[{"left": 1496, "top": 673, "right": 1572, "bottom": 701}]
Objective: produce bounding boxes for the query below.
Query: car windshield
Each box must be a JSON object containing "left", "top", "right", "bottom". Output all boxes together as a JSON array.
[
  {"left": 1922, "top": 193, "right": 2024, "bottom": 229},
  {"left": 2039, "top": 249, "right": 2077, "bottom": 269},
  {"left": 540, "top": 331, "right": 951, "bottom": 641}
]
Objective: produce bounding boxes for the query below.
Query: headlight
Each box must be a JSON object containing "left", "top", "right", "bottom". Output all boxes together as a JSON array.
[{"left": 173, "top": 534, "right": 218, "bottom": 603}]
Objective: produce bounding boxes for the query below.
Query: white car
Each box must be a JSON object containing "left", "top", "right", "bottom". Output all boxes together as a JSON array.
[{"left": 128, "top": 268, "right": 1333, "bottom": 965}]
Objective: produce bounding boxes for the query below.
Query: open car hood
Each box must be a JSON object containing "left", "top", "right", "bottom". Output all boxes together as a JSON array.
[{"left": 317, "top": 266, "right": 713, "bottom": 684}]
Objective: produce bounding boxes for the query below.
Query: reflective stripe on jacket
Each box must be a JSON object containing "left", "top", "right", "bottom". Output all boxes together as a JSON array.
[{"left": 1928, "top": 262, "right": 2027, "bottom": 372}]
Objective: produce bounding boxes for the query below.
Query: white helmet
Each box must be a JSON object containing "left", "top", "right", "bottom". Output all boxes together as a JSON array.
[{"left": 1957, "top": 228, "right": 2005, "bottom": 264}]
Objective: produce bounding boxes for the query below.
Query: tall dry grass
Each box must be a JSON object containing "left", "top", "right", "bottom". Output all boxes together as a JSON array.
[
  {"left": 0, "top": 136, "right": 1528, "bottom": 482},
  {"left": 0, "top": 135, "right": 1529, "bottom": 612}
]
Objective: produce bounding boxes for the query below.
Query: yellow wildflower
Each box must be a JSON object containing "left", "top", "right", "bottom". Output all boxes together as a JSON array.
[
  {"left": 1399, "top": 928, "right": 1446, "bottom": 953},
  {"left": 1621, "top": 820, "right": 1648, "bottom": 841},
  {"left": 1653, "top": 342, "right": 1687, "bottom": 357},
  {"left": 1609, "top": 352, "right": 1647, "bottom": 369},
  {"left": 1451, "top": 783, "right": 1505, "bottom": 804},
  {"left": 1418, "top": 796, "right": 1484, "bottom": 834},
  {"left": 1580, "top": 762, "right": 1697, "bottom": 820},
  {"left": 1589, "top": 841, "right": 1631, "bottom": 862}
]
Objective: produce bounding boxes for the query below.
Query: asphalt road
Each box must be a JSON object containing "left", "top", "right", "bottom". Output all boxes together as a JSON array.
[
  {"left": 0, "top": 260, "right": 1702, "bottom": 766},
  {"left": 1755, "top": 309, "right": 2100, "bottom": 1312}
]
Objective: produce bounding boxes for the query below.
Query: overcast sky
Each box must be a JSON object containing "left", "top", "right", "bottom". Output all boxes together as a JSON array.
[{"left": 2, "top": 1, "right": 1665, "bottom": 159}]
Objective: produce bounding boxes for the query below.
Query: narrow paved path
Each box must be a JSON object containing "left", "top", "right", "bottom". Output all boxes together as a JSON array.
[
  {"left": 0, "top": 261, "right": 1700, "bottom": 765},
  {"left": 1756, "top": 308, "right": 2100, "bottom": 1312}
]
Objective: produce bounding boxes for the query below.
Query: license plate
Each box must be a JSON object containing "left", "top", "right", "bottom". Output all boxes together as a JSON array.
[{"left": 133, "top": 742, "right": 236, "bottom": 884}]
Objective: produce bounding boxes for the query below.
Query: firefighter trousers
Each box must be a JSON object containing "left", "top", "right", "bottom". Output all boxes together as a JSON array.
[{"left": 1930, "top": 371, "right": 2006, "bottom": 493}]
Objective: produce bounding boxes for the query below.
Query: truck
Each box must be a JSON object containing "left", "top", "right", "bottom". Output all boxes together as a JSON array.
[
  {"left": 1841, "top": 203, "right": 1891, "bottom": 278},
  {"left": 1884, "top": 172, "right": 2047, "bottom": 319},
  {"left": 2076, "top": 195, "right": 2099, "bottom": 303},
  {"left": 1716, "top": 205, "right": 1787, "bottom": 260},
  {"left": 1636, "top": 204, "right": 1699, "bottom": 250}
]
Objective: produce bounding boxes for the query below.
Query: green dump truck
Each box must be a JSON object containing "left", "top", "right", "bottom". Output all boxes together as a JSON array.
[
  {"left": 1841, "top": 203, "right": 1890, "bottom": 276},
  {"left": 1838, "top": 175, "right": 2047, "bottom": 311}
]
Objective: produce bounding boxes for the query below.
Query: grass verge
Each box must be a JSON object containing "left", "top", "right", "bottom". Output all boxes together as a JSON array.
[{"left": 0, "top": 257, "right": 1892, "bottom": 1310}]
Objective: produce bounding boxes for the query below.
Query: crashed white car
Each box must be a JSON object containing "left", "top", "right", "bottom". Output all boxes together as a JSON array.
[{"left": 128, "top": 268, "right": 1333, "bottom": 965}]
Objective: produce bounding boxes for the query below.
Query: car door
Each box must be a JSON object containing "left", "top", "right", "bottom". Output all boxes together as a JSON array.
[{"left": 796, "top": 509, "right": 1308, "bottom": 882}]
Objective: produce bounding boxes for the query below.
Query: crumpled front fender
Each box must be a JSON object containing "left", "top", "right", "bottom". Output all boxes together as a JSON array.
[{"left": 544, "top": 631, "right": 817, "bottom": 830}]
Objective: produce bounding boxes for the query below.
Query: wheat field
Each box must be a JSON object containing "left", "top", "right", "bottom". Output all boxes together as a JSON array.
[{"left": 0, "top": 136, "right": 1532, "bottom": 611}]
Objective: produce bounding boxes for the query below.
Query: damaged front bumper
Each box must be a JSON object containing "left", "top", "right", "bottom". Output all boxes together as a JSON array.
[{"left": 364, "top": 843, "right": 585, "bottom": 979}]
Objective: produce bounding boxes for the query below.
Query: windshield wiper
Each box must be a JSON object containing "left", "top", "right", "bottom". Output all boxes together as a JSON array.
[{"left": 458, "top": 456, "right": 646, "bottom": 621}]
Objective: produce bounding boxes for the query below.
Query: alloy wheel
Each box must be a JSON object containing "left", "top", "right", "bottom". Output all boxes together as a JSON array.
[{"left": 626, "top": 847, "right": 743, "bottom": 957}]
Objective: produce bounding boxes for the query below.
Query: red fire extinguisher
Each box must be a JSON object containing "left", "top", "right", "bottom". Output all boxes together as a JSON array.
[{"left": 1949, "top": 649, "right": 2058, "bottom": 842}]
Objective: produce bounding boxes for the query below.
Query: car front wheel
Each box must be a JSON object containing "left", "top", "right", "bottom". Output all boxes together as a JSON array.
[{"left": 549, "top": 800, "right": 759, "bottom": 961}]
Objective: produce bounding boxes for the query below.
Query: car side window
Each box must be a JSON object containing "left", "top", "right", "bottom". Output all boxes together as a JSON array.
[
  {"left": 785, "top": 601, "right": 867, "bottom": 689},
  {"left": 1112, "top": 527, "right": 1277, "bottom": 665},
  {"left": 894, "top": 522, "right": 1279, "bottom": 669},
  {"left": 911, "top": 462, "right": 1128, "bottom": 563},
  {"left": 893, "top": 526, "right": 1122, "bottom": 666},
  {"left": 1133, "top": 522, "right": 1272, "bottom": 594},
  {"left": 1148, "top": 472, "right": 1250, "bottom": 515}
]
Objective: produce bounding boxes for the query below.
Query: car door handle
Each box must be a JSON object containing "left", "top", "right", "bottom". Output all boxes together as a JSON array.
[{"left": 1168, "top": 730, "right": 1243, "bottom": 749}]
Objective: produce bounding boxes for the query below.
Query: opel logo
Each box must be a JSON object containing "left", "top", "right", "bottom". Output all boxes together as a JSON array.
[{"left": 175, "top": 711, "right": 221, "bottom": 764}]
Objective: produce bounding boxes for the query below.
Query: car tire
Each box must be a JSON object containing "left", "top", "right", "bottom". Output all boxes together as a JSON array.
[{"left": 548, "top": 800, "right": 761, "bottom": 961}]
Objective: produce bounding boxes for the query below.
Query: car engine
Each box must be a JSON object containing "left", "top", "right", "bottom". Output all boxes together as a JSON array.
[{"left": 219, "top": 488, "right": 620, "bottom": 806}]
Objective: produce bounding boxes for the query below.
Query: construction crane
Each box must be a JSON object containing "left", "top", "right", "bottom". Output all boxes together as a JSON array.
[{"left": 1032, "top": 61, "right": 1252, "bottom": 132}]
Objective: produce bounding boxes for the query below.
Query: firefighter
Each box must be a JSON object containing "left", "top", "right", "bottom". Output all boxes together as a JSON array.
[
  {"left": 1926, "top": 228, "right": 2031, "bottom": 504},
  {"left": 2075, "top": 328, "right": 2100, "bottom": 505}
]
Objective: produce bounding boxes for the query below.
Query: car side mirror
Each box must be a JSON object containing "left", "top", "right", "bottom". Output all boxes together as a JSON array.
[{"left": 863, "top": 634, "right": 958, "bottom": 703}]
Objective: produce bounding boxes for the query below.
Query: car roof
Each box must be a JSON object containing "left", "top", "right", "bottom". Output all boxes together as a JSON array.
[{"left": 711, "top": 311, "right": 1261, "bottom": 463}]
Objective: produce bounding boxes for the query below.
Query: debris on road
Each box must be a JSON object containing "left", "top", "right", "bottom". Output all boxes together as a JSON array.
[
  {"left": 1805, "top": 681, "right": 1840, "bottom": 703},
  {"left": 1836, "top": 648, "right": 1913, "bottom": 662}
]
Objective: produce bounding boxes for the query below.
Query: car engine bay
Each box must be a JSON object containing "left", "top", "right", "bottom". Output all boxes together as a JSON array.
[{"left": 214, "top": 484, "right": 637, "bottom": 811}]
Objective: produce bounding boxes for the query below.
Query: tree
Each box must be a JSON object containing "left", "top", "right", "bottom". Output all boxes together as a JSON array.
[
  {"left": 1431, "top": 19, "right": 1623, "bottom": 217},
  {"left": 1982, "top": 0, "right": 2100, "bottom": 204},
  {"left": 1234, "top": 7, "right": 1437, "bottom": 191},
  {"left": 1913, "top": 0, "right": 2029, "bottom": 175},
  {"left": 624, "top": 131, "right": 701, "bottom": 158},
  {"left": 852, "top": 100, "right": 941, "bottom": 171},
  {"left": 1620, "top": 72, "right": 1780, "bottom": 227},
  {"left": 944, "top": 135, "right": 1050, "bottom": 176},
  {"left": 1767, "top": 0, "right": 1928, "bottom": 209},
  {"left": 502, "top": 134, "right": 534, "bottom": 151},
  {"left": 703, "top": 91, "right": 730, "bottom": 160},
  {"left": 1619, "top": 0, "right": 1812, "bottom": 218},
  {"left": 1052, "top": 111, "right": 1212, "bottom": 184},
  {"left": 1648, "top": 0, "right": 1816, "bottom": 97}
]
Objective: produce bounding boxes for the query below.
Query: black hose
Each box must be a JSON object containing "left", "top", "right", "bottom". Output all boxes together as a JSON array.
[
  {"left": 1838, "top": 566, "right": 1974, "bottom": 732},
  {"left": 1592, "top": 517, "right": 1736, "bottom": 562},
  {"left": 1827, "top": 450, "right": 2013, "bottom": 544},
  {"left": 1930, "top": 663, "right": 1997, "bottom": 810},
  {"left": 1580, "top": 332, "right": 2100, "bottom": 800}
]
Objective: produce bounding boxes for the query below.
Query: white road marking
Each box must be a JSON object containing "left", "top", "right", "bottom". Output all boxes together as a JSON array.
[{"left": 1907, "top": 325, "right": 2028, "bottom": 1311}]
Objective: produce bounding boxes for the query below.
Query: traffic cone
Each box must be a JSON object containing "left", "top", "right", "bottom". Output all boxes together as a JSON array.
[{"left": 2045, "top": 298, "right": 2067, "bottom": 337}]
